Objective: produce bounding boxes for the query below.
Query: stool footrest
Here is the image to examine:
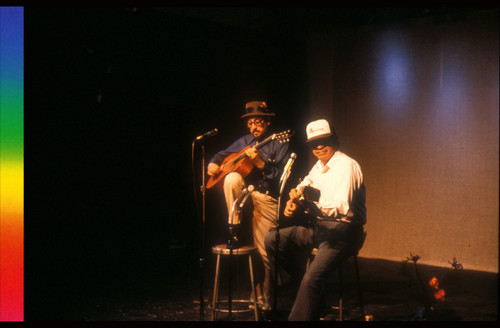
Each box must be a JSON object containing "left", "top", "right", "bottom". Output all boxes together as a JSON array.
[{"left": 214, "top": 300, "right": 255, "bottom": 313}]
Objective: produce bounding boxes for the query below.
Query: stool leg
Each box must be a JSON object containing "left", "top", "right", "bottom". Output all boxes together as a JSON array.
[
  {"left": 338, "top": 263, "right": 343, "bottom": 321},
  {"left": 212, "top": 254, "right": 221, "bottom": 321},
  {"left": 354, "top": 255, "right": 365, "bottom": 316},
  {"left": 248, "top": 253, "right": 259, "bottom": 320}
]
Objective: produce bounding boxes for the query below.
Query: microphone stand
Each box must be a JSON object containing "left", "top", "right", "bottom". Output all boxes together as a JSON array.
[
  {"left": 226, "top": 188, "right": 250, "bottom": 320},
  {"left": 227, "top": 196, "right": 240, "bottom": 321},
  {"left": 192, "top": 129, "right": 218, "bottom": 321},
  {"left": 273, "top": 166, "right": 292, "bottom": 321},
  {"left": 191, "top": 139, "right": 207, "bottom": 321}
]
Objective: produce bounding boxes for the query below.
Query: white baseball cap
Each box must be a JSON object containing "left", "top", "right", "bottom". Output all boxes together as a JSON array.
[{"left": 306, "top": 119, "right": 333, "bottom": 142}]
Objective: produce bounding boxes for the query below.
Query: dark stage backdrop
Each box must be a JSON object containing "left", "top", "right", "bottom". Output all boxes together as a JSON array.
[{"left": 24, "top": 8, "right": 310, "bottom": 318}]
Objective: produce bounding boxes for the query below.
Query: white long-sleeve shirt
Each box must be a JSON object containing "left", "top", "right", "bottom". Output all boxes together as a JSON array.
[{"left": 296, "top": 150, "right": 366, "bottom": 225}]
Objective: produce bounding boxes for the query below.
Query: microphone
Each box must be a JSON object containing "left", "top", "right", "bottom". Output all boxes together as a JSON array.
[
  {"left": 280, "top": 153, "right": 297, "bottom": 185},
  {"left": 195, "top": 128, "right": 218, "bottom": 140},
  {"left": 238, "top": 185, "right": 255, "bottom": 210}
]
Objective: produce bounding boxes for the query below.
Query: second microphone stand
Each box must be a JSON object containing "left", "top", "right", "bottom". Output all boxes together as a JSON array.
[
  {"left": 226, "top": 186, "right": 253, "bottom": 320},
  {"left": 272, "top": 158, "right": 294, "bottom": 321}
]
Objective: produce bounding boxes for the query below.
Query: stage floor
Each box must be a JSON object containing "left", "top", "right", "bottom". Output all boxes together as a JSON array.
[{"left": 26, "top": 245, "right": 497, "bottom": 322}]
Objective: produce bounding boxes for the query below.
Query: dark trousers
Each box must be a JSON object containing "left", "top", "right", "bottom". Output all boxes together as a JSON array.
[{"left": 264, "top": 220, "right": 364, "bottom": 321}]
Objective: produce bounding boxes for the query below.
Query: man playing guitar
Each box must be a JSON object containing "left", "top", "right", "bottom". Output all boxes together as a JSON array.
[
  {"left": 265, "top": 118, "right": 366, "bottom": 321},
  {"left": 207, "top": 100, "right": 292, "bottom": 312}
]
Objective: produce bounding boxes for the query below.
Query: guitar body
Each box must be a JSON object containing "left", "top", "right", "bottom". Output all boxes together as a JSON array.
[
  {"left": 206, "top": 146, "right": 254, "bottom": 189},
  {"left": 206, "top": 129, "right": 295, "bottom": 189},
  {"left": 299, "top": 185, "right": 321, "bottom": 203}
]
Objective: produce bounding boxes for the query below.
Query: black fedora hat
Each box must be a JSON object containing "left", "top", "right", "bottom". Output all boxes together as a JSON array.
[{"left": 241, "top": 101, "right": 276, "bottom": 118}]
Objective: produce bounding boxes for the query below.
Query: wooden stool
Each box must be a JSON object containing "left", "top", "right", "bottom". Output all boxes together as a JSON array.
[{"left": 211, "top": 244, "right": 259, "bottom": 321}]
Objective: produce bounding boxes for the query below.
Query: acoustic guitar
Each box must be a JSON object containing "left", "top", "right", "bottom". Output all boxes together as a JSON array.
[
  {"left": 206, "top": 130, "right": 295, "bottom": 189},
  {"left": 294, "top": 184, "right": 354, "bottom": 222}
]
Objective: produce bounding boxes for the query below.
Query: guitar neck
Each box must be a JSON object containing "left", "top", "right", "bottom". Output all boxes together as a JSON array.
[
  {"left": 254, "top": 134, "right": 275, "bottom": 151},
  {"left": 234, "top": 134, "right": 275, "bottom": 162}
]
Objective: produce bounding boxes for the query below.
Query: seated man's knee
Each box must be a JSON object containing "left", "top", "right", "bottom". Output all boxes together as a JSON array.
[
  {"left": 295, "top": 226, "right": 312, "bottom": 240},
  {"left": 224, "top": 172, "right": 244, "bottom": 188}
]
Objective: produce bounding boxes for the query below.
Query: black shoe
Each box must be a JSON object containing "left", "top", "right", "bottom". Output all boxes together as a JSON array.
[
  {"left": 260, "top": 309, "right": 273, "bottom": 321},
  {"left": 227, "top": 238, "right": 241, "bottom": 249},
  {"left": 228, "top": 224, "right": 241, "bottom": 247}
]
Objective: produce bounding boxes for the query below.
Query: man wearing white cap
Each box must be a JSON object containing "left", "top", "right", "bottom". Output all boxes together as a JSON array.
[{"left": 265, "top": 119, "right": 366, "bottom": 321}]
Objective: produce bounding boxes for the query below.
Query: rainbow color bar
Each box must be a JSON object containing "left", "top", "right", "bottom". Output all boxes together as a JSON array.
[{"left": 0, "top": 6, "right": 24, "bottom": 321}]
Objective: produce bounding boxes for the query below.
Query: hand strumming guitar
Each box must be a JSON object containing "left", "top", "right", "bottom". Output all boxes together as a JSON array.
[
  {"left": 284, "top": 186, "right": 323, "bottom": 218},
  {"left": 245, "top": 146, "right": 265, "bottom": 170},
  {"left": 207, "top": 162, "right": 221, "bottom": 176},
  {"left": 284, "top": 188, "right": 300, "bottom": 217}
]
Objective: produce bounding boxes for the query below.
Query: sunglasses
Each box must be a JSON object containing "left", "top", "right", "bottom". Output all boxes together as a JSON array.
[
  {"left": 310, "top": 143, "right": 326, "bottom": 150},
  {"left": 309, "top": 140, "right": 333, "bottom": 150}
]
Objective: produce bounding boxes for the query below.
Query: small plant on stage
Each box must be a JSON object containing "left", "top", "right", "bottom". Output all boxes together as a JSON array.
[{"left": 399, "top": 252, "right": 463, "bottom": 321}]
